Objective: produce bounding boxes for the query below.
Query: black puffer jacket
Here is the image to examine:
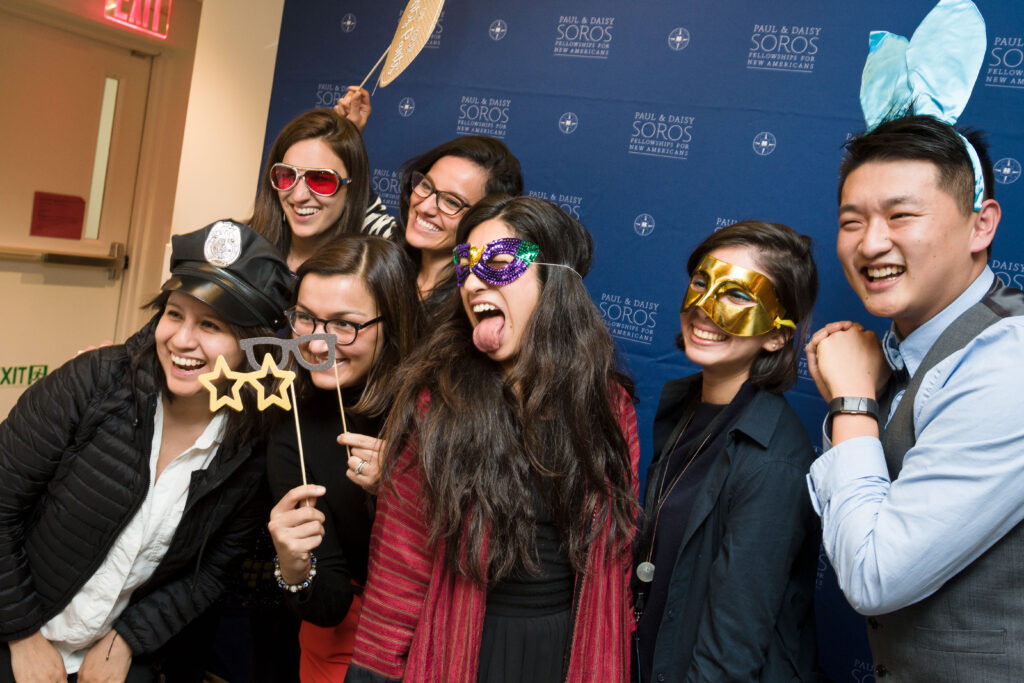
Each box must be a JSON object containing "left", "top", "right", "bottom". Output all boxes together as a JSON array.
[{"left": 0, "top": 321, "right": 267, "bottom": 656}]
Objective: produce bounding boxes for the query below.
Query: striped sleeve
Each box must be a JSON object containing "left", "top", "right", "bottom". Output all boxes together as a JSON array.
[
  {"left": 566, "top": 387, "right": 638, "bottom": 682},
  {"left": 361, "top": 194, "right": 398, "bottom": 240},
  {"left": 616, "top": 387, "right": 640, "bottom": 493},
  {"left": 348, "top": 438, "right": 432, "bottom": 679}
]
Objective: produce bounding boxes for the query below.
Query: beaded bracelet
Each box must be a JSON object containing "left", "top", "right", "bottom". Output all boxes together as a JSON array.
[{"left": 273, "top": 553, "right": 317, "bottom": 593}]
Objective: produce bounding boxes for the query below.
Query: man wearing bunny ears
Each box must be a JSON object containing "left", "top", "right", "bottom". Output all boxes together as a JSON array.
[{"left": 805, "top": 1, "right": 1024, "bottom": 680}]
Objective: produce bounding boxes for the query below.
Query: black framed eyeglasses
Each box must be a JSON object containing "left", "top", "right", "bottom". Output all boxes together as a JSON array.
[
  {"left": 285, "top": 308, "right": 382, "bottom": 346},
  {"left": 270, "top": 162, "right": 351, "bottom": 197},
  {"left": 410, "top": 171, "right": 471, "bottom": 216}
]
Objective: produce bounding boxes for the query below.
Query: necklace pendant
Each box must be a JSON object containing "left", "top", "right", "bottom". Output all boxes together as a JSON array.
[{"left": 636, "top": 561, "right": 655, "bottom": 583}]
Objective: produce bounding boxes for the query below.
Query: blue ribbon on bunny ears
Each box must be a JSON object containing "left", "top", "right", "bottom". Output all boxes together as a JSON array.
[{"left": 859, "top": 0, "right": 987, "bottom": 210}]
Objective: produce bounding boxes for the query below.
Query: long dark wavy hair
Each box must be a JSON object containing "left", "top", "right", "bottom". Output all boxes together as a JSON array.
[
  {"left": 292, "top": 235, "right": 424, "bottom": 415},
  {"left": 380, "top": 195, "right": 636, "bottom": 585},
  {"left": 247, "top": 109, "right": 371, "bottom": 257}
]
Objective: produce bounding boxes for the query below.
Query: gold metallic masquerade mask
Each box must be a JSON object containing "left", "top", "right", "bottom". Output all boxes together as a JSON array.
[{"left": 682, "top": 254, "right": 795, "bottom": 337}]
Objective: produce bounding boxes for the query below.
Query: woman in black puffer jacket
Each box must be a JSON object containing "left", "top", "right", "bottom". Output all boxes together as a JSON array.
[{"left": 0, "top": 220, "right": 292, "bottom": 682}]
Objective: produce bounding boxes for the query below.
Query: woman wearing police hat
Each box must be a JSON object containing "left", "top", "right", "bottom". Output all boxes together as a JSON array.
[
  {"left": 0, "top": 220, "right": 292, "bottom": 682},
  {"left": 632, "top": 221, "right": 820, "bottom": 682}
]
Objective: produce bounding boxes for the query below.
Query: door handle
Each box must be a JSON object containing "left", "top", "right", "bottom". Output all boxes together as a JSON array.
[{"left": 0, "top": 242, "right": 127, "bottom": 280}]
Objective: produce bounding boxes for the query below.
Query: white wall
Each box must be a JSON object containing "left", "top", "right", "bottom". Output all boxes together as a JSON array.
[{"left": 170, "top": 0, "right": 286, "bottom": 241}]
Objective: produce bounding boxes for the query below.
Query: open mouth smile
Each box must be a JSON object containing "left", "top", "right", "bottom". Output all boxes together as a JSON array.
[
  {"left": 171, "top": 353, "right": 207, "bottom": 374},
  {"left": 863, "top": 265, "right": 905, "bottom": 282},
  {"left": 691, "top": 326, "right": 727, "bottom": 342},
  {"left": 415, "top": 215, "right": 442, "bottom": 233}
]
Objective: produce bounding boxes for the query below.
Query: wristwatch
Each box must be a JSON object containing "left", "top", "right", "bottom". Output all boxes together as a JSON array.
[{"left": 827, "top": 396, "right": 880, "bottom": 433}]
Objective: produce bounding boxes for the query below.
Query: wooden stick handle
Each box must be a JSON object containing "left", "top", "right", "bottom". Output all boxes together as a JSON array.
[
  {"left": 358, "top": 46, "right": 390, "bottom": 91},
  {"left": 333, "top": 363, "right": 352, "bottom": 462},
  {"left": 289, "top": 383, "right": 308, "bottom": 487}
]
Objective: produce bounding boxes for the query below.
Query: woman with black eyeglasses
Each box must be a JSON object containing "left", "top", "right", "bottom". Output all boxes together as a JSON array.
[
  {"left": 266, "top": 235, "right": 423, "bottom": 682},
  {"left": 248, "top": 109, "right": 396, "bottom": 272},
  {"left": 395, "top": 137, "right": 522, "bottom": 316},
  {"left": 335, "top": 88, "right": 524, "bottom": 315}
]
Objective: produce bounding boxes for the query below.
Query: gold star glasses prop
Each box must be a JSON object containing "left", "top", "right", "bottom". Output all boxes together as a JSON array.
[{"left": 199, "top": 334, "right": 339, "bottom": 486}]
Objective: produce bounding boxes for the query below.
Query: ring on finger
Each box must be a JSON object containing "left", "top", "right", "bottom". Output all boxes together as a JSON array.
[{"left": 356, "top": 459, "right": 368, "bottom": 475}]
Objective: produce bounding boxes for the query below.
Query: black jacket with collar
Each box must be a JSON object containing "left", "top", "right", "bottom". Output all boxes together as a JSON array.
[
  {"left": 0, "top": 320, "right": 267, "bottom": 656},
  {"left": 642, "top": 375, "right": 819, "bottom": 682}
]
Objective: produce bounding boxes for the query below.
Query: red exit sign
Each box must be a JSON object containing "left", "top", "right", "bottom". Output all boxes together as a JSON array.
[{"left": 104, "top": 0, "right": 172, "bottom": 39}]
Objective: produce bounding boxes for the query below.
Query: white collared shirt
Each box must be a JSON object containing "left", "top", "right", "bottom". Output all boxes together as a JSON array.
[{"left": 40, "top": 398, "right": 226, "bottom": 673}]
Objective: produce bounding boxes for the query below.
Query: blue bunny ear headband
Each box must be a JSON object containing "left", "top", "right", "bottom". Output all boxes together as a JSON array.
[{"left": 859, "top": 0, "right": 987, "bottom": 210}]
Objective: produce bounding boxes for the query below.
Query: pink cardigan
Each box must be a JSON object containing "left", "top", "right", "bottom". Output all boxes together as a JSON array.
[{"left": 348, "top": 390, "right": 639, "bottom": 682}]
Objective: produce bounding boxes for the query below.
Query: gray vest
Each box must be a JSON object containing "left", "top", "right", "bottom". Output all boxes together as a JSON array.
[{"left": 868, "top": 278, "right": 1024, "bottom": 682}]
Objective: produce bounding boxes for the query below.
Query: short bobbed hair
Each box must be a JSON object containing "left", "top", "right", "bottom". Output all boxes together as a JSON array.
[{"left": 681, "top": 220, "right": 818, "bottom": 394}]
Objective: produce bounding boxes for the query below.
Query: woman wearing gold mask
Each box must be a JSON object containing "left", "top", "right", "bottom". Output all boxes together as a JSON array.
[{"left": 633, "top": 221, "right": 821, "bottom": 682}]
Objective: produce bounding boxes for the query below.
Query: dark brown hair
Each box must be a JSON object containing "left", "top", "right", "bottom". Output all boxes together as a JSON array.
[
  {"left": 396, "top": 135, "right": 523, "bottom": 235},
  {"left": 839, "top": 114, "right": 995, "bottom": 217},
  {"left": 293, "top": 235, "right": 424, "bottom": 415},
  {"left": 141, "top": 292, "right": 281, "bottom": 443},
  {"left": 380, "top": 195, "right": 636, "bottom": 586},
  {"left": 680, "top": 220, "right": 818, "bottom": 394},
  {"left": 248, "top": 109, "right": 371, "bottom": 257},
  {"left": 394, "top": 136, "right": 523, "bottom": 318}
]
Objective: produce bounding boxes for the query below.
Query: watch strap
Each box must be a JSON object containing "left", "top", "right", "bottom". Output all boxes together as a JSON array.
[{"left": 828, "top": 396, "right": 880, "bottom": 420}]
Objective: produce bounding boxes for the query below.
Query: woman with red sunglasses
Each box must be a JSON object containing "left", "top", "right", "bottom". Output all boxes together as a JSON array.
[{"left": 249, "top": 109, "right": 396, "bottom": 272}]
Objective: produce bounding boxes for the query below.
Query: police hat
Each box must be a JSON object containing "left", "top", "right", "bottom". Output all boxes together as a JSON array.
[{"left": 161, "top": 220, "right": 292, "bottom": 329}]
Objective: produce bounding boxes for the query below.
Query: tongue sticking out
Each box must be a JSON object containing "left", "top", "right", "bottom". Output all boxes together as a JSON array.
[{"left": 473, "top": 315, "right": 505, "bottom": 353}]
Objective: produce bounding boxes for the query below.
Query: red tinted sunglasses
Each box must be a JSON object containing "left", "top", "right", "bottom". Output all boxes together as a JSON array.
[{"left": 269, "top": 162, "right": 351, "bottom": 197}]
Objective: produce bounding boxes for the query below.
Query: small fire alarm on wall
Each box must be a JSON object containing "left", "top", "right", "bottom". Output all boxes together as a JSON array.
[{"left": 104, "top": 0, "right": 172, "bottom": 40}]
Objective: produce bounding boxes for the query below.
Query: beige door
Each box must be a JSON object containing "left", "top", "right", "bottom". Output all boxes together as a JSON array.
[{"left": 0, "top": 10, "right": 151, "bottom": 417}]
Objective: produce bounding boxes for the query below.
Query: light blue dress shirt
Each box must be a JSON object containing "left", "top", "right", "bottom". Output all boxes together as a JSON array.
[{"left": 807, "top": 267, "right": 1024, "bottom": 615}]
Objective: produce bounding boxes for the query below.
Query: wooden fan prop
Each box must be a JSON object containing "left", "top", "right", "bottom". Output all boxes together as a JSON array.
[{"left": 359, "top": 0, "right": 446, "bottom": 89}]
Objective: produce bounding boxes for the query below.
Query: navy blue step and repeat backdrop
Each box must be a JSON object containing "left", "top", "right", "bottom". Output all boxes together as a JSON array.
[{"left": 263, "top": 1, "right": 1023, "bottom": 679}]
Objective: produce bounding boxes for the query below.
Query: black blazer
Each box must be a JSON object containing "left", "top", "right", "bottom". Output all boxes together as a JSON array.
[{"left": 642, "top": 375, "right": 819, "bottom": 682}]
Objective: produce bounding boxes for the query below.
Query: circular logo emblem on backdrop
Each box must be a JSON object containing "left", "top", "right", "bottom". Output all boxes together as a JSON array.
[
  {"left": 398, "top": 97, "right": 416, "bottom": 118},
  {"left": 994, "top": 158, "right": 1021, "bottom": 185},
  {"left": 204, "top": 221, "right": 242, "bottom": 267},
  {"left": 753, "top": 132, "right": 777, "bottom": 156},
  {"left": 633, "top": 214, "right": 656, "bottom": 237},
  {"left": 668, "top": 27, "right": 690, "bottom": 51},
  {"left": 489, "top": 20, "right": 508, "bottom": 41},
  {"left": 340, "top": 14, "right": 357, "bottom": 33},
  {"left": 558, "top": 112, "right": 578, "bottom": 134}
]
